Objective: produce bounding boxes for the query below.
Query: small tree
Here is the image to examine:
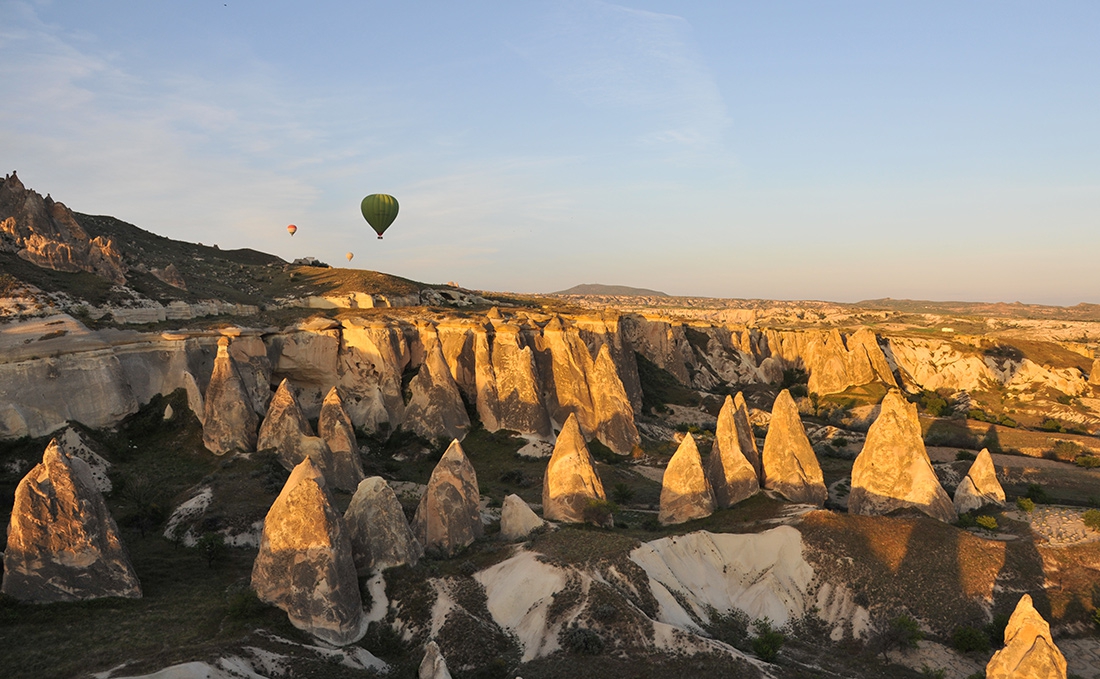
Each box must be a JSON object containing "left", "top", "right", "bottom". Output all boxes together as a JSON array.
[
  {"left": 1016, "top": 497, "right": 1035, "bottom": 513},
  {"left": 874, "top": 614, "right": 923, "bottom": 659},
  {"left": 750, "top": 618, "right": 785, "bottom": 663},
  {"left": 1084, "top": 509, "right": 1100, "bottom": 532},
  {"left": 196, "top": 532, "right": 228, "bottom": 568},
  {"left": 582, "top": 499, "right": 617, "bottom": 527},
  {"left": 976, "top": 515, "right": 998, "bottom": 531}
]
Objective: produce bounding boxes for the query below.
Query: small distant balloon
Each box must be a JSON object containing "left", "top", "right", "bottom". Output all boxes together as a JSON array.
[
  {"left": 346, "top": 252, "right": 354, "bottom": 262},
  {"left": 286, "top": 224, "right": 297, "bottom": 236},
  {"left": 360, "top": 194, "right": 399, "bottom": 239}
]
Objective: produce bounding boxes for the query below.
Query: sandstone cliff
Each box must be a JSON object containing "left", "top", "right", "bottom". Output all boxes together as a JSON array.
[
  {"left": 848, "top": 390, "right": 955, "bottom": 523},
  {"left": 403, "top": 342, "right": 471, "bottom": 442},
  {"left": 2, "top": 439, "right": 141, "bottom": 602}
]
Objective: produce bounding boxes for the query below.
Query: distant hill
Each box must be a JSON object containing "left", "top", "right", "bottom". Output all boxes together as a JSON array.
[{"left": 551, "top": 283, "right": 669, "bottom": 297}]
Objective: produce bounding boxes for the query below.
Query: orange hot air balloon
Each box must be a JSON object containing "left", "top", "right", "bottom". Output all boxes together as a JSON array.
[
  {"left": 287, "top": 224, "right": 297, "bottom": 236},
  {"left": 346, "top": 252, "right": 354, "bottom": 262}
]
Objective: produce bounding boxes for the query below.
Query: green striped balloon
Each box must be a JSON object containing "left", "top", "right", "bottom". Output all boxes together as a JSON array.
[{"left": 360, "top": 194, "right": 399, "bottom": 239}]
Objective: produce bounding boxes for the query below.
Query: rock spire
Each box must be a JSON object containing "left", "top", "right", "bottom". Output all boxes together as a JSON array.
[
  {"left": 761, "top": 389, "right": 827, "bottom": 506},
  {"left": 542, "top": 413, "right": 607, "bottom": 524},
  {"left": 413, "top": 439, "right": 483, "bottom": 555},
  {"left": 660, "top": 433, "right": 716, "bottom": 525},
  {"left": 705, "top": 395, "right": 760, "bottom": 508}
]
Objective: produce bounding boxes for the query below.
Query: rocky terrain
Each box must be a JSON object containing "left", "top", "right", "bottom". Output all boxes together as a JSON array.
[{"left": 1, "top": 176, "right": 1099, "bottom": 679}]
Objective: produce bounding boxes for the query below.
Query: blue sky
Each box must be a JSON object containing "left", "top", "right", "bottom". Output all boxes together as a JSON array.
[{"left": 2, "top": 1, "right": 1098, "bottom": 304}]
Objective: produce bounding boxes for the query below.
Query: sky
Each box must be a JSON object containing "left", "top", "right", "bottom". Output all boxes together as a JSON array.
[{"left": 2, "top": 1, "right": 1098, "bottom": 304}]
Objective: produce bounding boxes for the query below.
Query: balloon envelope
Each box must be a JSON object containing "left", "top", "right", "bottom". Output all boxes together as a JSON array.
[
  {"left": 346, "top": 252, "right": 354, "bottom": 262},
  {"left": 286, "top": 224, "right": 297, "bottom": 236},
  {"left": 360, "top": 194, "right": 399, "bottom": 238}
]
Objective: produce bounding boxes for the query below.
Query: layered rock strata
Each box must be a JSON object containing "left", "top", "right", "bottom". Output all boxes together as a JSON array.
[
  {"left": 2, "top": 440, "right": 141, "bottom": 602},
  {"left": 848, "top": 390, "right": 955, "bottom": 523},
  {"left": 761, "top": 390, "right": 827, "bottom": 506},
  {"left": 251, "top": 458, "right": 363, "bottom": 645}
]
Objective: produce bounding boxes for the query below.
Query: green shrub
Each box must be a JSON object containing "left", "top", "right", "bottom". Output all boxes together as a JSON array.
[
  {"left": 956, "top": 513, "right": 977, "bottom": 529},
  {"left": 976, "top": 515, "right": 998, "bottom": 531},
  {"left": 1039, "top": 418, "right": 1063, "bottom": 432},
  {"left": 582, "top": 499, "right": 617, "bottom": 527},
  {"left": 832, "top": 436, "right": 848, "bottom": 448},
  {"left": 1092, "top": 606, "right": 1100, "bottom": 630},
  {"left": 951, "top": 625, "right": 991, "bottom": 653},
  {"left": 956, "top": 450, "right": 977, "bottom": 461},
  {"left": 1026, "top": 484, "right": 1050, "bottom": 504},
  {"left": 921, "top": 667, "right": 945, "bottom": 679},
  {"left": 984, "top": 613, "right": 1010, "bottom": 648},
  {"left": 966, "top": 673, "right": 986, "bottom": 679},
  {"left": 706, "top": 608, "right": 751, "bottom": 650},
  {"left": 750, "top": 618, "right": 785, "bottom": 663},
  {"left": 1084, "top": 509, "right": 1100, "bottom": 532},
  {"left": 225, "top": 587, "right": 266, "bottom": 620},
  {"left": 196, "top": 532, "right": 228, "bottom": 568},
  {"left": 968, "top": 409, "right": 990, "bottom": 422},
  {"left": 998, "top": 415, "right": 1017, "bottom": 428},
  {"left": 1016, "top": 497, "right": 1035, "bottom": 513},
  {"left": 560, "top": 623, "right": 604, "bottom": 655},
  {"left": 1052, "top": 440, "right": 1083, "bottom": 460},
  {"left": 889, "top": 615, "right": 923, "bottom": 651},
  {"left": 611, "top": 482, "right": 635, "bottom": 505},
  {"left": 1075, "top": 455, "right": 1100, "bottom": 469}
]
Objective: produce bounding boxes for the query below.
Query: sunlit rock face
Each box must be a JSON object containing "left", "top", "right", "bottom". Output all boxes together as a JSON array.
[
  {"left": 344, "top": 476, "right": 422, "bottom": 574},
  {"left": 588, "top": 344, "right": 640, "bottom": 454},
  {"left": 733, "top": 392, "right": 763, "bottom": 481},
  {"left": 572, "top": 312, "right": 643, "bottom": 414},
  {"left": 257, "top": 379, "right": 338, "bottom": 484},
  {"left": 403, "top": 342, "right": 470, "bottom": 442},
  {"left": 542, "top": 413, "right": 607, "bottom": 524},
  {"left": 985, "top": 594, "right": 1067, "bottom": 679},
  {"left": 2, "top": 439, "right": 141, "bottom": 602},
  {"left": 202, "top": 336, "right": 259, "bottom": 455},
  {"left": 476, "top": 322, "right": 552, "bottom": 438},
  {"left": 0, "top": 172, "right": 127, "bottom": 284},
  {"left": 500, "top": 493, "right": 544, "bottom": 540},
  {"left": 659, "top": 433, "right": 715, "bottom": 525},
  {"left": 413, "top": 439, "right": 482, "bottom": 556},
  {"left": 705, "top": 395, "right": 759, "bottom": 508},
  {"left": 1089, "top": 359, "right": 1100, "bottom": 386},
  {"left": 318, "top": 386, "right": 366, "bottom": 492},
  {"left": 761, "top": 389, "right": 827, "bottom": 506},
  {"left": 954, "top": 448, "right": 1006, "bottom": 515},
  {"left": 251, "top": 457, "right": 363, "bottom": 646},
  {"left": 419, "top": 640, "right": 453, "bottom": 679},
  {"left": 848, "top": 390, "right": 955, "bottom": 523},
  {"left": 338, "top": 317, "right": 411, "bottom": 433}
]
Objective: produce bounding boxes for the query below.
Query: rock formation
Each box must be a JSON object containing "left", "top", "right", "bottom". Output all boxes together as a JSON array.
[
  {"left": 954, "top": 448, "right": 1006, "bottom": 515},
  {"left": 413, "top": 439, "right": 483, "bottom": 556},
  {"left": 848, "top": 390, "right": 956, "bottom": 523},
  {"left": 257, "top": 379, "right": 338, "bottom": 484},
  {"left": 733, "top": 392, "right": 763, "bottom": 480},
  {"left": 589, "top": 344, "right": 641, "bottom": 455},
  {"left": 660, "top": 433, "right": 716, "bottom": 525},
  {"left": 476, "top": 322, "right": 552, "bottom": 437},
  {"left": 500, "top": 493, "right": 545, "bottom": 540},
  {"left": 202, "top": 336, "right": 259, "bottom": 455},
  {"left": 2, "top": 439, "right": 141, "bottom": 602},
  {"left": 318, "top": 387, "right": 366, "bottom": 492},
  {"left": 0, "top": 172, "right": 127, "bottom": 284},
  {"left": 1090, "top": 359, "right": 1100, "bottom": 386},
  {"left": 419, "top": 641, "right": 453, "bottom": 679},
  {"left": 985, "top": 594, "right": 1067, "bottom": 679},
  {"left": 761, "top": 390, "right": 827, "bottom": 506},
  {"left": 706, "top": 395, "right": 760, "bottom": 508},
  {"left": 344, "top": 477, "right": 422, "bottom": 574},
  {"left": 403, "top": 342, "right": 471, "bottom": 442},
  {"left": 251, "top": 457, "right": 364, "bottom": 645},
  {"left": 542, "top": 413, "right": 608, "bottom": 524}
]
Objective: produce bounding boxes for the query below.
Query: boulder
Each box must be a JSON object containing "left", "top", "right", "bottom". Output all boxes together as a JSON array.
[
  {"left": 985, "top": 594, "right": 1067, "bottom": 679},
  {"left": 954, "top": 448, "right": 1006, "bottom": 515},
  {"left": 500, "top": 493, "right": 544, "bottom": 540},
  {"left": 403, "top": 342, "right": 471, "bottom": 442},
  {"left": 761, "top": 390, "right": 827, "bottom": 506},
  {"left": 318, "top": 387, "right": 366, "bottom": 492},
  {"left": 542, "top": 413, "right": 607, "bottom": 524},
  {"left": 413, "top": 439, "right": 483, "bottom": 556},
  {"left": 419, "top": 641, "right": 453, "bottom": 679},
  {"left": 2, "top": 439, "right": 141, "bottom": 602},
  {"left": 344, "top": 477, "right": 422, "bottom": 574},
  {"left": 659, "top": 433, "right": 716, "bottom": 525},
  {"left": 733, "top": 392, "right": 763, "bottom": 481},
  {"left": 706, "top": 395, "right": 760, "bottom": 508},
  {"left": 251, "top": 458, "right": 364, "bottom": 645},
  {"left": 257, "top": 379, "right": 338, "bottom": 483},
  {"left": 202, "top": 336, "right": 259, "bottom": 455},
  {"left": 848, "top": 390, "right": 955, "bottom": 523}
]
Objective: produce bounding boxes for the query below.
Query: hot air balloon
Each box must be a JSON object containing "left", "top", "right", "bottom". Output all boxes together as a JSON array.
[
  {"left": 286, "top": 224, "right": 297, "bottom": 236},
  {"left": 346, "top": 252, "right": 354, "bottom": 262},
  {"left": 360, "top": 194, "right": 399, "bottom": 239}
]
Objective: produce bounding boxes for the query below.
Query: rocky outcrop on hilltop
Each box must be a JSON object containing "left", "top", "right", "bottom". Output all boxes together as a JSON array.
[
  {"left": 542, "top": 413, "right": 608, "bottom": 524},
  {"left": 705, "top": 395, "right": 759, "bottom": 508},
  {"left": 403, "top": 342, "right": 470, "bottom": 442},
  {"left": 500, "top": 493, "right": 545, "bottom": 540},
  {"left": 202, "top": 337, "right": 259, "bottom": 455},
  {"left": 659, "top": 433, "right": 715, "bottom": 525},
  {"left": 344, "top": 477, "right": 422, "bottom": 573},
  {"left": 2, "top": 439, "right": 141, "bottom": 602},
  {"left": 985, "top": 594, "right": 1067, "bottom": 679},
  {"left": 257, "top": 379, "right": 337, "bottom": 483},
  {"left": 953, "top": 449, "right": 1005, "bottom": 515},
  {"left": 419, "top": 641, "right": 453, "bottom": 679},
  {"left": 0, "top": 172, "right": 127, "bottom": 284},
  {"left": 849, "top": 390, "right": 955, "bottom": 522},
  {"left": 761, "top": 390, "right": 827, "bottom": 506},
  {"left": 413, "top": 440, "right": 483, "bottom": 556},
  {"left": 251, "top": 458, "right": 363, "bottom": 645},
  {"left": 318, "top": 387, "right": 366, "bottom": 492}
]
